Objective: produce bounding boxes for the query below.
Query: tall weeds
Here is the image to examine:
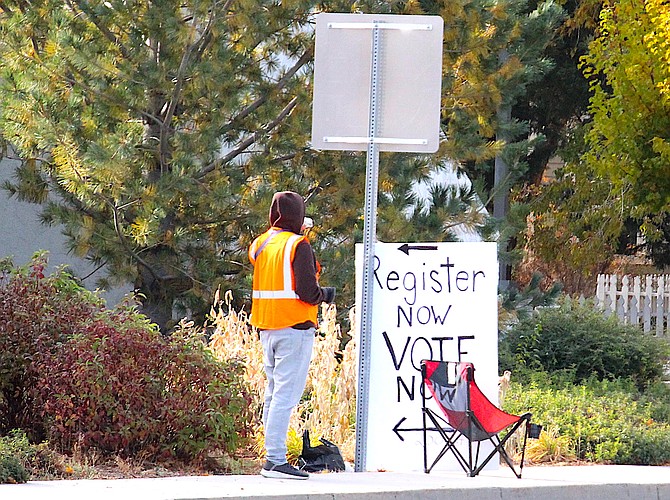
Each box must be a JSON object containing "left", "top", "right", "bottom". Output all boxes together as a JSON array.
[{"left": 208, "top": 291, "right": 357, "bottom": 462}]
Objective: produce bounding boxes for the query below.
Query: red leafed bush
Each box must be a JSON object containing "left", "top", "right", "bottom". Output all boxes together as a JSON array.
[
  {"left": 36, "top": 316, "right": 166, "bottom": 456},
  {"left": 36, "top": 312, "right": 252, "bottom": 460},
  {"left": 0, "top": 254, "right": 102, "bottom": 436},
  {"left": 161, "top": 330, "right": 252, "bottom": 460},
  {"left": 1, "top": 255, "right": 253, "bottom": 461}
]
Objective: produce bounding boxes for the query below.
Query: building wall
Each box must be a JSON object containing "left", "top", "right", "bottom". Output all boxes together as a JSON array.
[{"left": 0, "top": 155, "right": 130, "bottom": 304}]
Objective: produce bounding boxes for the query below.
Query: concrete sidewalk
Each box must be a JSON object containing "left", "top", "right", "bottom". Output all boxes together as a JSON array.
[{"left": 1, "top": 465, "right": 669, "bottom": 500}]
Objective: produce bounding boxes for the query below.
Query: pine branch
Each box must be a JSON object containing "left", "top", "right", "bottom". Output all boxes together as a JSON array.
[
  {"left": 269, "top": 153, "right": 297, "bottom": 164},
  {"left": 483, "top": 167, "right": 516, "bottom": 211},
  {"left": 189, "top": 0, "right": 234, "bottom": 63},
  {"left": 304, "top": 182, "right": 323, "bottom": 205},
  {"left": 218, "top": 46, "right": 313, "bottom": 136},
  {"left": 196, "top": 96, "right": 299, "bottom": 179},
  {"left": 43, "top": 170, "right": 100, "bottom": 222},
  {"left": 109, "top": 200, "right": 162, "bottom": 283},
  {"left": 80, "top": 260, "right": 108, "bottom": 281},
  {"left": 67, "top": 0, "right": 132, "bottom": 60},
  {"left": 7, "top": 41, "right": 163, "bottom": 128},
  {"left": 37, "top": 165, "right": 152, "bottom": 275},
  {"left": 160, "top": 5, "right": 220, "bottom": 170},
  {"left": 42, "top": 164, "right": 163, "bottom": 284},
  {"left": 164, "top": 255, "right": 208, "bottom": 288},
  {"left": 190, "top": 215, "right": 249, "bottom": 226},
  {"left": 12, "top": 0, "right": 43, "bottom": 60}
]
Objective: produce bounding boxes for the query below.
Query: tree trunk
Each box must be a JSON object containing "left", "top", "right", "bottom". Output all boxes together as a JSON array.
[{"left": 134, "top": 251, "right": 192, "bottom": 334}]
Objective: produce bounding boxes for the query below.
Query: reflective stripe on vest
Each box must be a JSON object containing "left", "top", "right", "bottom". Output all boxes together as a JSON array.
[
  {"left": 252, "top": 290, "right": 298, "bottom": 299},
  {"left": 251, "top": 229, "right": 285, "bottom": 261},
  {"left": 251, "top": 233, "right": 302, "bottom": 299}
]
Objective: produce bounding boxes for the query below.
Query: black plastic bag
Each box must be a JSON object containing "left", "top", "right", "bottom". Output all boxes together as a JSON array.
[{"left": 299, "top": 430, "right": 346, "bottom": 473}]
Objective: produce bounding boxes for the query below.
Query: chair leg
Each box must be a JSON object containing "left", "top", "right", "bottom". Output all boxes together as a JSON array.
[
  {"left": 518, "top": 417, "right": 530, "bottom": 476},
  {"left": 423, "top": 408, "right": 471, "bottom": 474},
  {"left": 472, "top": 415, "right": 531, "bottom": 478},
  {"left": 422, "top": 408, "right": 428, "bottom": 473},
  {"left": 498, "top": 441, "right": 522, "bottom": 479}
]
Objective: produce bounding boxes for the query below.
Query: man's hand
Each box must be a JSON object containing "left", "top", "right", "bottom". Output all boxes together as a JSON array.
[{"left": 322, "top": 287, "right": 336, "bottom": 304}]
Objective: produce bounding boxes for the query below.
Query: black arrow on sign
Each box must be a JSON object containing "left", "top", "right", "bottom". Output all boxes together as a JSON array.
[
  {"left": 393, "top": 417, "right": 440, "bottom": 441},
  {"left": 398, "top": 244, "right": 438, "bottom": 255},
  {"left": 393, "top": 417, "right": 449, "bottom": 441}
]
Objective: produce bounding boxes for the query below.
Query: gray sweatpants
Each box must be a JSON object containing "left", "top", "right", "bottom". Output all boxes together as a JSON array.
[{"left": 260, "top": 327, "right": 315, "bottom": 465}]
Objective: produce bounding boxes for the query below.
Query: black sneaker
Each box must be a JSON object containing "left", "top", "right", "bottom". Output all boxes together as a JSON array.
[{"left": 260, "top": 461, "right": 309, "bottom": 480}]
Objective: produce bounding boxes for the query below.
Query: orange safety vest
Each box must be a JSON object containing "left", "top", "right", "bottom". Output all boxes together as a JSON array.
[{"left": 248, "top": 228, "right": 318, "bottom": 330}]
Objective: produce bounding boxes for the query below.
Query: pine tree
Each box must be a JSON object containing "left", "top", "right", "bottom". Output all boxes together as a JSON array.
[
  {"left": 0, "top": 0, "right": 564, "bottom": 328},
  {"left": 0, "top": 0, "right": 318, "bottom": 330}
]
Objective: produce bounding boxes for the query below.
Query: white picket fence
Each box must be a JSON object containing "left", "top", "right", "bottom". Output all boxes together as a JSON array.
[{"left": 595, "top": 274, "right": 670, "bottom": 337}]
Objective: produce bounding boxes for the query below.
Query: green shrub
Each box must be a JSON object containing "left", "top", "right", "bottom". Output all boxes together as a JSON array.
[
  {"left": 638, "top": 381, "right": 670, "bottom": 423},
  {"left": 504, "top": 376, "right": 670, "bottom": 465},
  {"left": 499, "top": 298, "right": 670, "bottom": 387},
  {"left": 0, "top": 455, "right": 28, "bottom": 484},
  {"left": 0, "top": 429, "right": 87, "bottom": 480},
  {"left": 0, "top": 430, "right": 32, "bottom": 484},
  {"left": 160, "top": 326, "right": 253, "bottom": 460},
  {"left": 623, "top": 426, "right": 670, "bottom": 465}
]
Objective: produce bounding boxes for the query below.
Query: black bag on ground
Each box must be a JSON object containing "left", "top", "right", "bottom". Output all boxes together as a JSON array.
[{"left": 299, "top": 430, "right": 346, "bottom": 472}]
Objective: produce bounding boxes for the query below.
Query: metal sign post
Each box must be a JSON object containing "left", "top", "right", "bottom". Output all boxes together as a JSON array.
[
  {"left": 311, "top": 13, "right": 443, "bottom": 472},
  {"left": 356, "top": 21, "right": 381, "bottom": 473}
]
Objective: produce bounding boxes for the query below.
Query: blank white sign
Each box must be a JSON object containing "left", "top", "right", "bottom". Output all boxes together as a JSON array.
[{"left": 312, "top": 13, "right": 444, "bottom": 153}]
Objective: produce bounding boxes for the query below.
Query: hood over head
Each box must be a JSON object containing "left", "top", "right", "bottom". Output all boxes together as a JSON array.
[{"left": 269, "top": 191, "right": 305, "bottom": 234}]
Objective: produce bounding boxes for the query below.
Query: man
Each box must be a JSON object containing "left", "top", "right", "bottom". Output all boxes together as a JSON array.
[{"left": 248, "top": 191, "right": 335, "bottom": 480}]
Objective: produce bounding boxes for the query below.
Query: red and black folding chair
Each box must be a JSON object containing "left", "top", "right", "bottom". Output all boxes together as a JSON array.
[{"left": 421, "top": 360, "right": 532, "bottom": 478}]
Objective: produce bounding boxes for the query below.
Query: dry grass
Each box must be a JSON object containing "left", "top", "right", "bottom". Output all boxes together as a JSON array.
[
  {"left": 207, "top": 294, "right": 582, "bottom": 469},
  {"left": 208, "top": 291, "right": 358, "bottom": 464},
  {"left": 523, "top": 425, "right": 577, "bottom": 464}
]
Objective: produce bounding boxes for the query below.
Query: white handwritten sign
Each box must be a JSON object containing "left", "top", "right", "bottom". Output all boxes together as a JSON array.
[{"left": 355, "top": 242, "right": 499, "bottom": 471}]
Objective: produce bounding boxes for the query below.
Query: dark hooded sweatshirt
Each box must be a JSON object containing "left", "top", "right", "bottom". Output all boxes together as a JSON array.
[{"left": 268, "top": 191, "right": 330, "bottom": 329}]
